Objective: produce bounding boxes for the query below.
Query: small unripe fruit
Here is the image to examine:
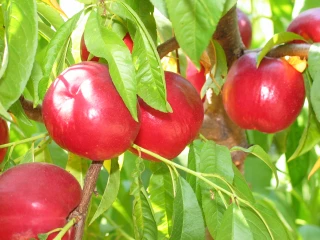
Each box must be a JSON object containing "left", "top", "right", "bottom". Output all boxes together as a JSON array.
[
  {"left": 131, "top": 71, "right": 204, "bottom": 161},
  {"left": 222, "top": 52, "right": 305, "bottom": 133},
  {"left": 42, "top": 62, "right": 140, "bottom": 160}
]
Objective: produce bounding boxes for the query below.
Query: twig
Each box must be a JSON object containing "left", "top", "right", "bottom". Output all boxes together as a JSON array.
[{"left": 70, "top": 161, "right": 103, "bottom": 240}]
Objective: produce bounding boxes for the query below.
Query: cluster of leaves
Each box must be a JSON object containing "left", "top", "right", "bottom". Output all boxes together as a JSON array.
[{"left": 0, "top": 0, "right": 319, "bottom": 239}]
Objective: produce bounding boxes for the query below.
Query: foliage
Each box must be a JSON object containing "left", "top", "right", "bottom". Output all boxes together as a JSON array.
[{"left": 0, "top": 0, "right": 319, "bottom": 239}]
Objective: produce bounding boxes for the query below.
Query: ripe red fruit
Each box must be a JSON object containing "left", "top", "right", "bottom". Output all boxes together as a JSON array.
[
  {"left": 80, "top": 33, "right": 133, "bottom": 61},
  {"left": 185, "top": 58, "right": 206, "bottom": 97},
  {"left": 0, "top": 118, "right": 8, "bottom": 164},
  {"left": 222, "top": 53, "right": 305, "bottom": 133},
  {"left": 42, "top": 62, "right": 140, "bottom": 161},
  {"left": 131, "top": 71, "right": 204, "bottom": 161},
  {"left": 0, "top": 162, "right": 81, "bottom": 240},
  {"left": 237, "top": 8, "right": 252, "bottom": 48},
  {"left": 287, "top": 8, "right": 320, "bottom": 43}
]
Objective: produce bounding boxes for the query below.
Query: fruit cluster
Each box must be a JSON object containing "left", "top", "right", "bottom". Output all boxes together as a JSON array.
[{"left": 43, "top": 33, "right": 204, "bottom": 162}]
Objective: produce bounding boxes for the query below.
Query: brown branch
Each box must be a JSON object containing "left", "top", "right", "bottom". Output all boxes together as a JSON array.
[
  {"left": 69, "top": 161, "right": 103, "bottom": 240},
  {"left": 157, "top": 37, "right": 179, "bottom": 59},
  {"left": 19, "top": 97, "right": 43, "bottom": 123},
  {"left": 200, "top": 6, "right": 248, "bottom": 170}
]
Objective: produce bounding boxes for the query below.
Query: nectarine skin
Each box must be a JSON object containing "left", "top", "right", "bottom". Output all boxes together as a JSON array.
[
  {"left": 287, "top": 8, "right": 320, "bottom": 43},
  {"left": 0, "top": 162, "right": 81, "bottom": 240},
  {"left": 222, "top": 53, "right": 305, "bottom": 133},
  {"left": 131, "top": 71, "right": 204, "bottom": 161},
  {"left": 237, "top": 8, "right": 252, "bottom": 48},
  {"left": 42, "top": 62, "right": 140, "bottom": 161},
  {"left": 185, "top": 58, "right": 206, "bottom": 97},
  {"left": 0, "top": 118, "right": 8, "bottom": 164}
]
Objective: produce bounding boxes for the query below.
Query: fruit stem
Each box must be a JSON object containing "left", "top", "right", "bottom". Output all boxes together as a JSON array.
[
  {"left": 131, "top": 144, "right": 275, "bottom": 240},
  {"left": 53, "top": 218, "right": 76, "bottom": 240},
  {"left": 0, "top": 132, "right": 48, "bottom": 149}
]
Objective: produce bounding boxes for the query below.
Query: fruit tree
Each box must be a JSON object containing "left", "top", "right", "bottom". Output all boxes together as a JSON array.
[{"left": 0, "top": 0, "right": 319, "bottom": 239}]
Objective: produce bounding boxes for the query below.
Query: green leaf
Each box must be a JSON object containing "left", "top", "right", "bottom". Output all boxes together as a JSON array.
[
  {"left": 131, "top": 158, "right": 158, "bottom": 240},
  {"left": 299, "top": 225, "right": 320, "bottom": 240},
  {"left": 124, "top": 0, "right": 157, "bottom": 44},
  {"left": 202, "top": 189, "right": 227, "bottom": 239},
  {"left": 0, "top": 101, "right": 11, "bottom": 121},
  {"left": 200, "top": 141, "right": 234, "bottom": 184},
  {"left": 65, "top": 152, "right": 89, "bottom": 188},
  {"left": 165, "top": 0, "right": 225, "bottom": 67},
  {"left": 288, "top": 108, "right": 320, "bottom": 161},
  {"left": 170, "top": 177, "right": 205, "bottom": 240},
  {"left": 9, "top": 100, "right": 33, "bottom": 126},
  {"left": 232, "top": 165, "right": 255, "bottom": 203},
  {"left": 21, "top": 143, "right": 35, "bottom": 164},
  {"left": 39, "top": 11, "right": 82, "bottom": 101},
  {"left": 216, "top": 203, "right": 254, "bottom": 240},
  {"left": 26, "top": 61, "right": 43, "bottom": 106},
  {"left": 149, "top": 0, "right": 168, "bottom": 18},
  {"left": 309, "top": 43, "right": 320, "bottom": 123},
  {"left": 256, "top": 32, "right": 306, "bottom": 67},
  {"left": 187, "top": 140, "right": 203, "bottom": 203},
  {"left": 85, "top": 11, "right": 138, "bottom": 121},
  {"left": 37, "top": 1, "right": 65, "bottom": 30},
  {"left": 148, "top": 162, "right": 174, "bottom": 239},
  {"left": 203, "top": 40, "right": 228, "bottom": 96},
  {"left": 90, "top": 158, "right": 120, "bottom": 224},
  {"left": 231, "top": 145, "right": 279, "bottom": 187},
  {"left": 111, "top": 2, "right": 171, "bottom": 113},
  {"left": 0, "top": 0, "right": 38, "bottom": 110},
  {"left": 242, "top": 204, "right": 291, "bottom": 240}
]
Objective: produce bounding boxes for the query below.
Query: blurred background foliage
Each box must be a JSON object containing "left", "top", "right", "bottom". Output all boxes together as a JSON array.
[{"left": 3, "top": 0, "right": 320, "bottom": 239}]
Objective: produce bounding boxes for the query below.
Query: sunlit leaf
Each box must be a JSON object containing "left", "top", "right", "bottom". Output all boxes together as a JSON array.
[
  {"left": 308, "top": 157, "right": 320, "bottom": 179},
  {"left": 41, "top": 0, "right": 67, "bottom": 18},
  {"left": 257, "top": 32, "right": 306, "bottom": 67},
  {"left": 111, "top": 2, "right": 171, "bottom": 113},
  {"left": 85, "top": 11, "right": 138, "bottom": 121},
  {"left": 166, "top": 0, "right": 226, "bottom": 68},
  {"left": 149, "top": 162, "right": 174, "bottom": 239},
  {"left": 0, "top": 0, "right": 38, "bottom": 110},
  {"left": 39, "top": 11, "right": 82, "bottom": 101}
]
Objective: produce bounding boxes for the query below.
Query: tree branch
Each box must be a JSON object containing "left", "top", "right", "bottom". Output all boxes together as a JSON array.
[{"left": 69, "top": 161, "right": 103, "bottom": 240}]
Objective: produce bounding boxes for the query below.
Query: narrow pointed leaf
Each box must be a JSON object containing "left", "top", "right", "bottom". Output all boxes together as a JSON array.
[
  {"left": 308, "top": 157, "right": 320, "bottom": 179},
  {"left": 165, "top": 0, "right": 226, "bottom": 67},
  {"left": 309, "top": 43, "right": 320, "bottom": 123},
  {"left": 149, "top": 163, "right": 174, "bottom": 239},
  {"left": 231, "top": 145, "right": 279, "bottom": 186},
  {"left": 90, "top": 158, "right": 120, "bottom": 224},
  {"left": 39, "top": 11, "right": 82, "bottom": 100},
  {"left": 0, "top": 0, "right": 38, "bottom": 109},
  {"left": 131, "top": 158, "right": 158, "bottom": 239},
  {"left": 257, "top": 32, "right": 306, "bottom": 66},
  {"left": 111, "top": 1, "right": 171, "bottom": 113},
  {"left": 216, "top": 203, "right": 254, "bottom": 240},
  {"left": 85, "top": 11, "right": 138, "bottom": 121},
  {"left": 170, "top": 177, "right": 205, "bottom": 240},
  {"left": 202, "top": 189, "right": 227, "bottom": 239}
]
